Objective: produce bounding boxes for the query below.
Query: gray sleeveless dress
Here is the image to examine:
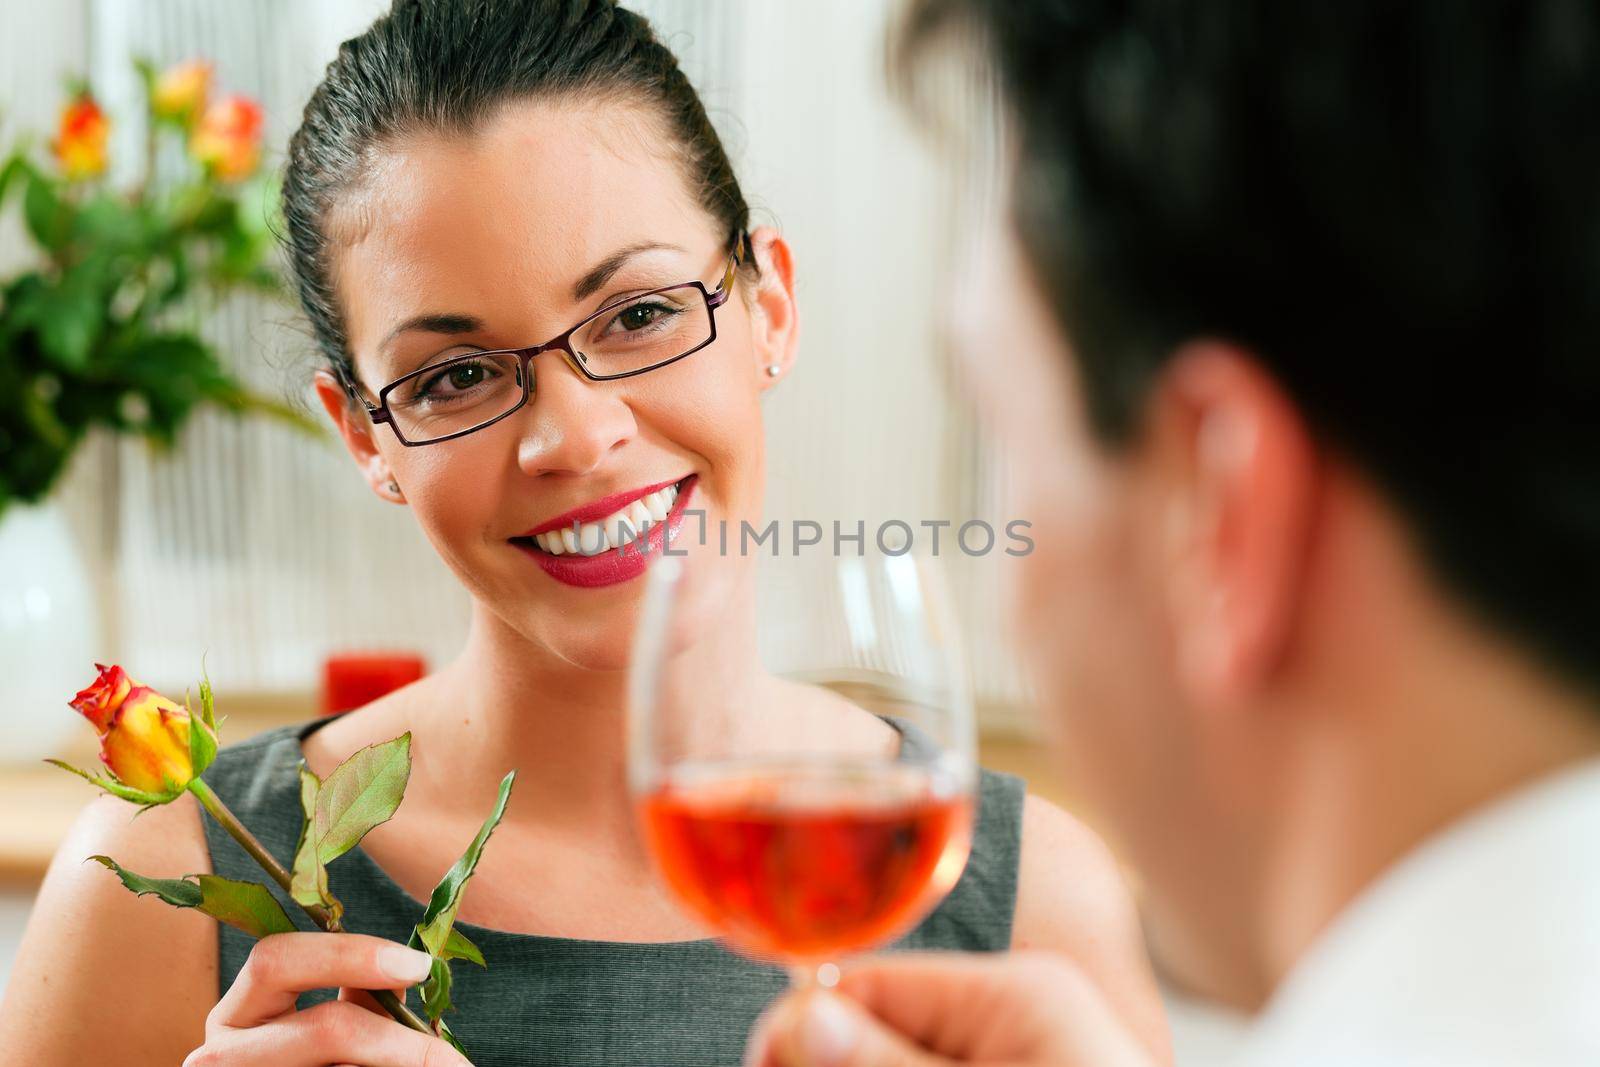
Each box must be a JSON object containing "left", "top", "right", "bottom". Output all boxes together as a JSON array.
[{"left": 201, "top": 716, "right": 1025, "bottom": 1066}]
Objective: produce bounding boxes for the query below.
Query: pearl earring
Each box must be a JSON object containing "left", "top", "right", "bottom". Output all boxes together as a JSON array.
[{"left": 765, "top": 364, "right": 781, "bottom": 378}]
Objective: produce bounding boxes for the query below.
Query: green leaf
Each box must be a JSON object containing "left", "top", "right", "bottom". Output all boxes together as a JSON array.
[
  {"left": 199, "top": 672, "right": 218, "bottom": 731},
  {"left": 314, "top": 733, "right": 411, "bottom": 864},
  {"left": 46, "top": 758, "right": 181, "bottom": 807},
  {"left": 187, "top": 718, "right": 217, "bottom": 781},
  {"left": 420, "top": 954, "right": 453, "bottom": 1022},
  {"left": 23, "top": 169, "right": 73, "bottom": 251},
  {"left": 289, "top": 763, "right": 341, "bottom": 923},
  {"left": 193, "top": 873, "right": 297, "bottom": 938},
  {"left": 36, "top": 277, "right": 104, "bottom": 372},
  {"left": 132, "top": 56, "right": 158, "bottom": 104},
  {"left": 441, "top": 926, "right": 485, "bottom": 968},
  {"left": 186, "top": 672, "right": 220, "bottom": 778},
  {"left": 413, "top": 772, "right": 515, "bottom": 958},
  {"left": 89, "top": 856, "right": 296, "bottom": 939},
  {"left": 88, "top": 854, "right": 202, "bottom": 907},
  {"left": 73, "top": 195, "right": 150, "bottom": 253},
  {"left": 434, "top": 1015, "right": 467, "bottom": 1055},
  {"left": 0, "top": 152, "right": 25, "bottom": 211}
]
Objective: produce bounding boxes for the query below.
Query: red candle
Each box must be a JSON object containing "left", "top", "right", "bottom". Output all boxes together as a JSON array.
[{"left": 321, "top": 652, "right": 426, "bottom": 715}]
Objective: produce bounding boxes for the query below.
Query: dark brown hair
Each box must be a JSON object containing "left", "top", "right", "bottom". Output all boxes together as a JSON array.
[
  {"left": 893, "top": 0, "right": 1600, "bottom": 700},
  {"left": 282, "top": 0, "right": 751, "bottom": 378}
]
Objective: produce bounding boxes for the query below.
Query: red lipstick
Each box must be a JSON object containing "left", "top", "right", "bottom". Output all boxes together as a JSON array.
[{"left": 511, "top": 475, "right": 697, "bottom": 589}]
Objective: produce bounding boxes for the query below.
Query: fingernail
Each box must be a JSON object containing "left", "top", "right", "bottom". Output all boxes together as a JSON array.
[
  {"left": 379, "top": 944, "right": 433, "bottom": 983},
  {"left": 798, "top": 993, "right": 857, "bottom": 1066}
]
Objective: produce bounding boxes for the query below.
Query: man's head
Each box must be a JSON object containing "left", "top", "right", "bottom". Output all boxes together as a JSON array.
[{"left": 895, "top": 0, "right": 1600, "bottom": 1001}]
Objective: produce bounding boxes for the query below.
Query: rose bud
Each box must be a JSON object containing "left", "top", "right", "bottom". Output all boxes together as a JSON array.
[
  {"left": 52, "top": 93, "right": 110, "bottom": 180},
  {"left": 152, "top": 59, "right": 212, "bottom": 123},
  {"left": 69, "top": 664, "right": 207, "bottom": 795},
  {"left": 189, "top": 94, "right": 263, "bottom": 181}
]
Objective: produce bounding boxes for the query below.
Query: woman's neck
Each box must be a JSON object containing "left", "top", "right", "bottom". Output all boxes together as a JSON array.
[
  {"left": 402, "top": 590, "right": 770, "bottom": 838},
  {"left": 400, "top": 606, "right": 631, "bottom": 837}
]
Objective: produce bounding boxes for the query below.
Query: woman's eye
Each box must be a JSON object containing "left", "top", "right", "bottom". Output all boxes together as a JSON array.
[
  {"left": 415, "top": 358, "right": 496, "bottom": 400},
  {"left": 446, "top": 364, "right": 486, "bottom": 390},
  {"left": 621, "top": 305, "right": 660, "bottom": 330},
  {"left": 611, "top": 301, "right": 678, "bottom": 334}
]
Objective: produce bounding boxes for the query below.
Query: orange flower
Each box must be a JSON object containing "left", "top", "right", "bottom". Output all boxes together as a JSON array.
[
  {"left": 69, "top": 664, "right": 204, "bottom": 795},
  {"left": 190, "top": 94, "right": 263, "bottom": 181},
  {"left": 152, "top": 59, "right": 212, "bottom": 122},
  {"left": 52, "top": 94, "right": 110, "bottom": 180},
  {"left": 69, "top": 663, "right": 134, "bottom": 734}
]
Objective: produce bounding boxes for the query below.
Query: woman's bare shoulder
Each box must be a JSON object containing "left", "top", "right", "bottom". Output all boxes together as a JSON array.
[
  {"left": 0, "top": 790, "right": 216, "bottom": 1063},
  {"left": 1013, "top": 794, "right": 1172, "bottom": 1062}
]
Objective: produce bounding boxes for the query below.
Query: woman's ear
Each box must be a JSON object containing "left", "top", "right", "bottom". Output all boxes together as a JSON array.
[
  {"left": 745, "top": 226, "right": 799, "bottom": 390},
  {"left": 312, "top": 368, "right": 406, "bottom": 504}
]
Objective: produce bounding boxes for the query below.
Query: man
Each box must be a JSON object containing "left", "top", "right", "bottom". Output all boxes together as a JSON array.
[{"left": 748, "top": 1, "right": 1600, "bottom": 1064}]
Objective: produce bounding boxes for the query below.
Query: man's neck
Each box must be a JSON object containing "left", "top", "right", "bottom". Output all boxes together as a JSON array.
[{"left": 1256, "top": 639, "right": 1600, "bottom": 1003}]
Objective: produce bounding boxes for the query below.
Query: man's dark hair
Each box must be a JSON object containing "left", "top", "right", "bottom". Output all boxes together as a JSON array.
[
  {"left": 894, "top": 0, "right": 1600, "bottom": 698},
  {"left": 282, "top": 0, "right": 751, "bottom": 380}
]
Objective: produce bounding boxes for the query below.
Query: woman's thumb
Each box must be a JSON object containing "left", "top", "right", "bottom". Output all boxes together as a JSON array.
[{"left": 767, "top": 991, "right": 951, "bottom": 1067}]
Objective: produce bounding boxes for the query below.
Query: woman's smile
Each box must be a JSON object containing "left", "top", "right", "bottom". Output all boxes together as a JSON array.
[{"left": 509, "top": 473, "right": 698, "bottom": 588}]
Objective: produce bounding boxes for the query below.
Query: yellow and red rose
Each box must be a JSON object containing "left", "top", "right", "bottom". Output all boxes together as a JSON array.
[
  {"left": 152, "top": 59, "right": 212, "bottom": 123},
  {"left": 52, "top": 94, "right": 110, "bottom": 180},
  {"left": 69, "top": 663, "right": 208, "bottom": 795},
  {"left": 189, "top": 94, "right": 263, "bottom": 181}
]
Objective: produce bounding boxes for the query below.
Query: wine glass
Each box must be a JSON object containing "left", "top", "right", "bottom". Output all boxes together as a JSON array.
[{"left": 627, "top": 544, "right": 977, "bottom": 989}]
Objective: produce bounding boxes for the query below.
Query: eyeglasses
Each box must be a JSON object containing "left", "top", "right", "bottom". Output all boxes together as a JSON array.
[{"left": 343, "top": 234, "right": 746, "bottom": 446}]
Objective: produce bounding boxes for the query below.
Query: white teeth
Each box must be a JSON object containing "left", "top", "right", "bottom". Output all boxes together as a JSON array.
[
  {"left": 604, "top": 512, "right": 631, "bottom": 550},
  {"left": 532, "top": 480, "right": 686, "bottom": 557}
]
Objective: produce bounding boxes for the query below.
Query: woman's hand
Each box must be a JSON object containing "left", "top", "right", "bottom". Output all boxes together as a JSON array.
[
  {"left": 744, "top": 951, "right": 1162, "bottom": 1067},
  {"left": 183, "top": 931, "right": 472, "bottom": 1067}
]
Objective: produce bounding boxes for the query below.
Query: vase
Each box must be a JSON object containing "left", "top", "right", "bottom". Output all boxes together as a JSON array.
[{"left": 0, "top": 502, "right": 100, "bottom": 762}]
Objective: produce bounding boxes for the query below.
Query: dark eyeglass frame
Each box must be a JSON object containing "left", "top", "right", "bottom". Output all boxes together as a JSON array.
[{"left": 342, "top": 233, "right": 748, "bottom": 447}]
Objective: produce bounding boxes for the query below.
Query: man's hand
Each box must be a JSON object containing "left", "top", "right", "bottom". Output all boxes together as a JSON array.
[{"left": 744, "top": 951, "right": 1162, "bottom": 1067}]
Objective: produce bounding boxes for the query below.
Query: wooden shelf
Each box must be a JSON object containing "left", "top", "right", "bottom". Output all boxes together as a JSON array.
[{"left": 0, "top": 697, "right": 1068, "bottom": 889}]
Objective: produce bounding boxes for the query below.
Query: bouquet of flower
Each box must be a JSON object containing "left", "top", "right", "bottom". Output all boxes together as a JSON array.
[
  {"left": 53, "top": 664, "right": 514, "bottom": 1059},
  {"left": 0, "top": 58, "right": 314, "bottom": 517}
]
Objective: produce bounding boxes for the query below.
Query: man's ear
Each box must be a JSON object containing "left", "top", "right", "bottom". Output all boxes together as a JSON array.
[
  {"left": 312, "top": 369, "right": 405, "bottom": 504},
  {"left": 745, "top": 225, "right": 799, "bottom": 390},
  {"left": 1150, "top": 342, "right": 1320, "bottom": 707}
]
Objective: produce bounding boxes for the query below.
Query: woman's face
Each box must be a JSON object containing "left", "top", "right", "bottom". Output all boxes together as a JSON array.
[{"left": 319, "top": 98, "right": 795, "bottom": 671}]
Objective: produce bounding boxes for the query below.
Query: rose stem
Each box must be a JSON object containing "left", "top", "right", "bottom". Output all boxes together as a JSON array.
[{"left": 187, "top": 777, "right": 432, "bottom": 1035}]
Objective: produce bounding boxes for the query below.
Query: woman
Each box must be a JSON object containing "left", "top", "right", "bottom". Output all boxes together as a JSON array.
[{"left": 1, "top": 3, "right": 1165, "bottom": 1065}]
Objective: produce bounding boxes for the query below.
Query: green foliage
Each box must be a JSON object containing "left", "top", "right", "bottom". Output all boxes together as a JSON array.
[
  {"left": 313, "top": 733, "right": 412, "bottom": 864},
  {"left": 409, "top": 772, "right": 515, "bottom": 1036},
  {"left": 289, "top": 764, "right": 343, "bottom": 924},
  {"left": 45, "top": 757, "right": 181, "bottom": 808},
  {"left": 88, "top": 855, "right": 296, "bottom": 939},
  {"left": 0, "top": 63, "right": 318, "bottom": 517},
  {"left": 186, "top": 674, "right": 220, "bottom": 781}
]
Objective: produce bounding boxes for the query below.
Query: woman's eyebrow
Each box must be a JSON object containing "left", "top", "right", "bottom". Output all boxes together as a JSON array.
[
  {"left": 377, "top": 242, "right": 683, "bottom": 352},
  {"left": 571, "top": 241, "right": 685, "bottom": 301},
  {"left": 381, "top": 312, "right": 483, "bottom": 353}
]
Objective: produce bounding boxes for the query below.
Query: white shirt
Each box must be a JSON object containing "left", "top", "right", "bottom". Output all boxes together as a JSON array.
[{"left": 1232, "top": 758, "right": 1600, "bottom": 1067}]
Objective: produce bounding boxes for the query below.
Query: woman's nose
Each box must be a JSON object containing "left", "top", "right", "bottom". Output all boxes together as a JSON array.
[{"left": 513, "top": 350, "right": 638, "bottom": 477}]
